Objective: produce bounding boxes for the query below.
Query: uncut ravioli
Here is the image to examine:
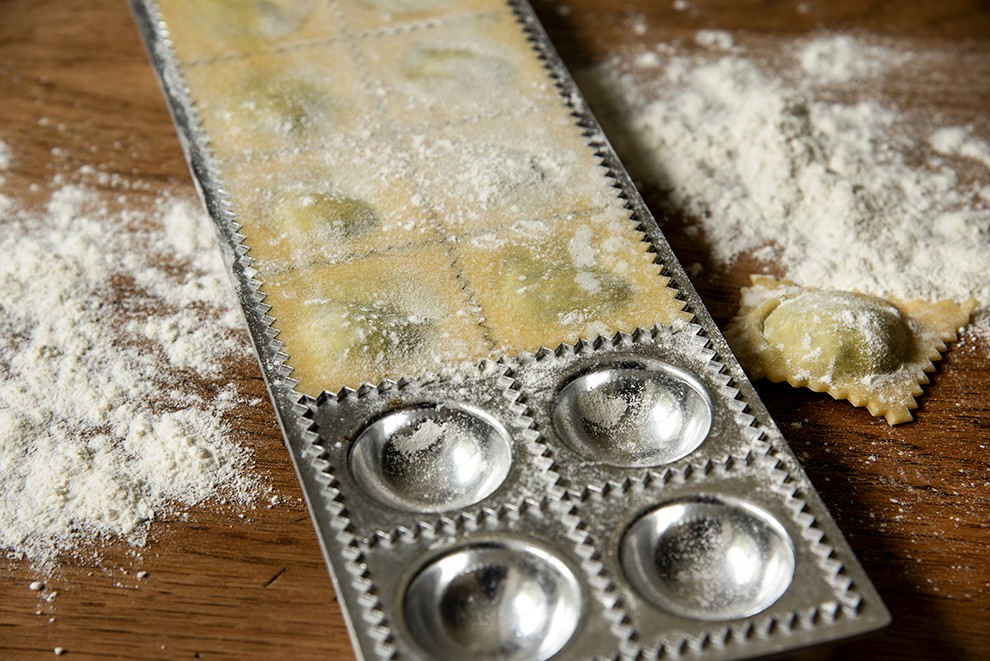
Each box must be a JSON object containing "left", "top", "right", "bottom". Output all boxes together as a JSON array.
[
  {"left": 183, "top": 43, "right": 370, "bottom": 159},
  {"left": 725, "top": 276, "right": 976, "bottom": 425},
  {"left": 222, "top": 144, "right": 439, "bottom": 270},
  {"left": 262, "top": 245, "right": 490, "bottom": 394},
  {"left": 457, "top": 211, "right": 690, "bottom": 352},
  {"left": 360, "top": 10, "right": 557, "bottom": 128},
  {"left": 158, "top": 0, "right": 337, "bottom": 64}
]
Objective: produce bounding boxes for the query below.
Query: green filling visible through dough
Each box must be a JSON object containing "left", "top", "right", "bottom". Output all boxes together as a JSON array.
[
  {"left": 271, "top": 191, "right": 379, "bottom": 239},
  {"left": 762, "top": 290, "right": 911, "bottom": 380},
  {"left": 196, "top": 0, "right": 314, "bottom": 42},
  {"left": 348, "top": 301, "right": 433, "bottom": 364},
  {"left": 301, "top": 298, "right": 434, "bottom": 370},
  {"left": 500, "top": 248, "right": 632, "bottom": 321},
  {"left": 402, "top": 46, "right": 509, "bottom": 88},
  {"left": 231, "top": 76, "right": 329, "bottom": 134},
  {"left": 362, "top": 0, "right": 458, "bottom": 15}
]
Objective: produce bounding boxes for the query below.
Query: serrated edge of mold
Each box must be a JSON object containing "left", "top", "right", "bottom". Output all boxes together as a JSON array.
[
  {"left": 564, "top": 451, "right": 865, "bottom": 660},
  {"left": 306, "top": 361, "right": 565, "bottom": 547}
]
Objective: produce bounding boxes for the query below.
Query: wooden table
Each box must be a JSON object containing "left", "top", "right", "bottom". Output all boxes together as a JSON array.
[{"left": 1, "top": 1, "right": 987, "bottom": 658}]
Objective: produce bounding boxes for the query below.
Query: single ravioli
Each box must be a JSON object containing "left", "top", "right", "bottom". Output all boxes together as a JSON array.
[
  {"left": 725, "top": 276, "right": 976, "bottom": 425},
  {"left": 456, "top": 211, "right": 690, "bottom": 352},
  {"left": 261, "top": 245, "right": 490, "bottom": 394},
  {"left": 222, "top": 143, "right": 439, "bottom": 271},
  {"left": 182, "top": 42, "right": 370, "bottom": 159},
  {"left": 158, "top": 0, "right": 337, "bottom": 64}
]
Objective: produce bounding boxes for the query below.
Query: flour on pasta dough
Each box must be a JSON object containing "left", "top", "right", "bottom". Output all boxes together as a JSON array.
[{"left": 726, "top": 276, "right": 975, "bottom": 425}]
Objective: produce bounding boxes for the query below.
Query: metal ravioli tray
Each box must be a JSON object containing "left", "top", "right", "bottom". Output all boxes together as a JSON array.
[{"left": 129, "top": 0, "right": 890, "bottom": 658}]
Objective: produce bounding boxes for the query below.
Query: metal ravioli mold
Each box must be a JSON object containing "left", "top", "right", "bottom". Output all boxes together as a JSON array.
[{"left": 129, "top": 0, "right": 891, "bottom": 659}]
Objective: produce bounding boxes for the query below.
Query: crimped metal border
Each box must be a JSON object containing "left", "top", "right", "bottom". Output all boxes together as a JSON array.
[
  {"left": 563, "top": 458, "right": 869, "bottom": 659},
  {"left": 306, "top": 361, "right": 564, "bottom": 542},
  {"left": 357, "top": 497, "right": 628, "bottom": 660},
  {"left": 128, "top": 1, "right": 891, "bottom": 659},
  {"left": 128, "top": 0, "right": 368, "bottom": 653},
  {"left": 505, "top": 323, "right": 770, "bottom": 494}
]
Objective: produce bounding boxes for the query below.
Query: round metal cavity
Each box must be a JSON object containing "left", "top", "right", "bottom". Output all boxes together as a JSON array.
[
  {"left": 553, "top": 361, "right": 713, "bottom": 467},
  {"left": 403, "top": 539, "right": 583, "bottom": 661},
  {"left": 621, "top": 496, "right": 796, "bottom": 620},
  {"left": 349, "top": 403, "right": 512, "bottom": 513}
]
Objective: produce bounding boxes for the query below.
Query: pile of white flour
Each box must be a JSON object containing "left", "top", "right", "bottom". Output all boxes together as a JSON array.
[
  {"left": 0, "top": 143, "right": 260, "bottom": 568},
  {"left": 580, "top": 34, "right": 990, "bottom": 314}
]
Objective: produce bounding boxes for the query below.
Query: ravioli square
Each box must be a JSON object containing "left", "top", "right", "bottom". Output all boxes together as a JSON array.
[
  {"left": 455, "top": 211, "right": 689, "bottom": 353},
  {"left": 404, "top": 108, "right": 622, "bottom": 233},
  {"left": 357, "top": 11, "right": 558, "bottom": 128},
  {"left": 726, "top": 276, "right": 976, "bottom": 425},
  {"left": 183, "top": 42, "right": 372, "bottom": 160},
  {"left": 262, "top": 246, "right": 492, "bottom": 394},
  {"left": 223, "top": 143, "right": 442, "bottom": 272}
]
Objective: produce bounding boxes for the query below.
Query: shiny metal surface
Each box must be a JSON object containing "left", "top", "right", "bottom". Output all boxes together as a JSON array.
[
  {"left": 349, "top": 403, "right": 513, "bottom": 512},
  {"left": 621, "top": 496, "right": 795, "bottom": 620},
  {"left": 403, "top": 539, "right": 583, "bottom": 660},
  {"left": 132, "top": 0, "right": 893, "bottom": 655},
  {"left": 553, "top": 363, "right": 713, "bottom": 467}
]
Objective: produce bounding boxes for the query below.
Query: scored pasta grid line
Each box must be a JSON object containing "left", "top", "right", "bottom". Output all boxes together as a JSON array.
[
  {"left": 181, "top": 3, "right": 653, "bottom": 381},
  {"left": 421, "top": 8, "right": 686, "bottom": 360},
  {"left": 326, "top": 0, "right": 395, "bottom": 132},
  {"left": 158, "top": 0, "right": 340, "bottom": 66},
  {"left": 347, "top": 7, "right": 673, "bottom": 380},
  {"left": 508, "top": 0, "right": 701, "bottom": 325},
  {"left": 181, "top": 4, "right": 672, "bottom": 369},
  {"left": 344, "top": 6, "right": 513, "bottom": 46},
  {"left": 181, "top": 5, "right": 511, "bottom": 68},
  {"left": 173, "top": 0, "right": 488, "bottom": 67},
  {"left": 211, "top": 92, "right": 567, "bottom": 167},
  {"left": 133, "top": 2, "right": 890, "bottom": 659},
  {"left": 155, "top": 0, "right": 695, "bottom": 397},
  {"left": 194, "top": 3, "right": 643, "bottom": 223},
  {"left": 174, "top": 0, "right": 512, "bottom": 68},
  {"left": 159, "top": 0, "right": 700, "bottom": 540},
  {"left": 439, "top": 241, "right": 501, "bottom": 356},
  {"left": 223, "top": 196, "right": 630, "bottom": 283},
  {"left": 211, "top": 2, "right": 452, "bottom": 281},
  {"left": 183, "top": 3, "right": 484, "bottom": 392},
  {"left": 180, "top": 32, "right": 349, "bottom": 69},
  {"left": 333, "top": 6, "right": 506, "bottom": 356},
  {"left": 188, "top": 4, "right": 560, "bottom": 163}
]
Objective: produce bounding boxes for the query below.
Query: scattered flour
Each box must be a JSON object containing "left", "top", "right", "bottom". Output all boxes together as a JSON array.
[
  {"left": 576, "top": 389, "right": 628, "bottom": 429},
  {"left": 0, "top": 141, "right": 260, "bottom": 568},
  {"left": 396, "top": 419, "right": 446, "bottom": 454},
  {"left": 580, "top": 35, "right": 990, "bottom": 315},
  {"left": 799, "top": 34, "right": 877, "bottom": 82},
  {"left": 628, "top": 14, "right": 648, "bottom": 37},
  {"left": 695, "top": 30, "right": 734, "bottom": 51},
  {"left": 930, "top": 126, "right": 990, "bottom": 172}
]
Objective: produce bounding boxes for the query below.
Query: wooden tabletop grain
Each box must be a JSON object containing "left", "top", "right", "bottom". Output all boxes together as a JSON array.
[{"left": 1, "top": 1, "right": 988, "bottom": 659}]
